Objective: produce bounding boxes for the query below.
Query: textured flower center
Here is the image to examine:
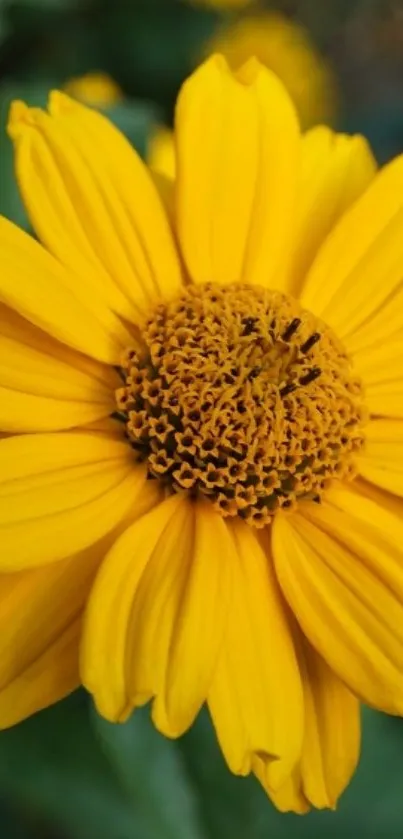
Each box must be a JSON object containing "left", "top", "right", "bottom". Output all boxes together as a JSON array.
[{"left": 116, "top": 283, "right": 367, "bottom": 527}]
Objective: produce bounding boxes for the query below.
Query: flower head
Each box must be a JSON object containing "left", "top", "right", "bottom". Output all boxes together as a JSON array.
[
  {"left": 190, "top": 0, "right": 253, "bottom": 9},
  {"left": 147, "top": 126, "right": 175, "bottom": 179},
  {"left": 1, "top": 55, "right": 403, "bottom": 813},
  {"left": 63, "top": 72, "right": 123, "bottom": 107}
]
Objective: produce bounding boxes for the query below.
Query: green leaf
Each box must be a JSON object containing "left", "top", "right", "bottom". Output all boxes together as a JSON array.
[
  {"left": 180, "top": 706, "right": 403, "bottom": 839},
  {"left": 97, "top": 1, "right": 217, "bottom": 116},
  {"left": 179, "top": 708, "right": 274, "bottom": 839},
  {"left": 2, "top": 693, "right": 403, "bottom": 839},
  {"left": 92, "top": 704, "right": 207, "bottom": 839},
  {"left": 0, "top": 692, "right": 145, "bottom": 839},
  {"left": 101, "top": 99, "right": 161, "bottom": 159}
]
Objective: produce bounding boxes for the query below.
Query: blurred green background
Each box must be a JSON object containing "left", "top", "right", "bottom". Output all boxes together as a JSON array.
[{"left": 1, "top": 0, "right": 403, "bottom": 836}]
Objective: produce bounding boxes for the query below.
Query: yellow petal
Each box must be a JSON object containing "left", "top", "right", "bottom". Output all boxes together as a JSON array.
[
  {"left": 0, "top": 387, "right": 113, "bottom": 434},
  {"left": 147, "top": 126, "right": 176, "bottom": 180},
  {"left": 353, "top": 476, "right": 403, "bottom": 519},
  {"left": 9, "top": 94, "right": 183, "bottom": 319},
  {"left": 81, "top": 494, "right": 185, "bottom": 722},
  {"left": 273, "top": 484, "right": 403, "bottom": 714},
  {"left": 128, "top": 501, "right": 195, "bottom": 719},
  {"left": 300, "top": 154, "right": 403, "bottom": 338},
  {"left": 253, "top": 760, "right": 310, "bottom": 814},
  {"left": 298, "top": 638, "right": 360, "bottom": 809},
  {"left": 358, "top": 419, "right": 403, "bottom": 497},
  {"left": 254, "top": 635, "right": 360, "bottom": 812},
  {"left": 288, "top": 127, "right": 376, "bottom": 298},
  {"left": 0, "top": 302, "right": 119, "bottom": 385},
  {"left": 0, "top": 487, "right": 159, "bottom": 729},
  {"left": 343, "top": 283, "right": 403, "bottom": 358},
  {"left": 0, "top": 620, "right": 80, "bottom": 728},
  {"left": 208, "top": 520, "right": 303, "bottom": 790},
  {"left": 154, "top": 501, "right": 234, "bottom": 737},
  {"left": 0, "top": 544, "right": 100, "bottom": 728},
  {"left": 0, "top": 328, "right": 117, "bottom": 431},
  {"left": 0, "top": 301, "right": 120, "bottom": 428},
  {"left": 0, "top": 215, "right": 132, "bottom": 364},
  {"left": 351, "top": 335, "right": 403, "bottom": 419},
  {"left": 0, "top": 431, "right": 152, "bottom": 569},
  {"left": 175, "top": 55, "right": 300, "bottom": 290}
]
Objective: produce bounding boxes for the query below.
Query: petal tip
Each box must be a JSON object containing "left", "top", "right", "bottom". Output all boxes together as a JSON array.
[
  {"left": 7, "top": 100, "right": 48, "bottom": 139},
  {"left": 204, "top": 52, "right": 230, "bottom": 74},
  {"left": 47, "top": 89, "right": 77, "bottom": 116},
  {"left": 235, "top": 56, "right": 263, "bottom": 85},
  {"left": 7, "top": 100, "right": 31, "bottom": 139}
]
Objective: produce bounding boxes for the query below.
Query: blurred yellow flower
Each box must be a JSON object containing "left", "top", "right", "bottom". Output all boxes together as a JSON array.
[
  {"left": 147, "top": 126, "right": 175, "bottom": 180},
  {"left": 2, "top": 55, "right": 403, "bottom": 813},
  {"left": 191, "top": 0, "right": 253, "bottom": 8},
  {"left": 64, "top": 72, "right": 123, "bottom": 107},
  {"left": 207, "top": 12, "right": 336, "bottom": 128}
]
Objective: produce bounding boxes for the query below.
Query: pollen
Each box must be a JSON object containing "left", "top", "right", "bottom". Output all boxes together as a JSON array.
[{"left": 116, "top": 283, "right": 367, "bottom": 527}]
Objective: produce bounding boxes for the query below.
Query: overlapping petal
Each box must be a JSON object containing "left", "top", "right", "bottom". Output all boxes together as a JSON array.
[
  {"left": 273, "top": 485, "right": 403, "bottom": 714},
  {"left": 0, "top": 540, "right": 100, "bottom": 728},
  {"left": 0, "top": 303, "right": 117, "bottom": 432},
  {"left": 0, "top": 620, "right": 80, "bottom": 729},
  {"left": 81, "top": 497, "right": 234, "bottom": 735},
  {"left": 351, "top": 336, "right": 403, "bottom": 419},
  {"left": 297, "top": 639, "right": 360, "bottom": 809},
  {"left": 9, "top": 95, "right": 183, "bottom": 321},
  {"left": 288, "top": 126, "right": 376, "bottom": 298},
  {"left": 0, "top": 216, "right": 133, "bottom": 364},
  {"left": 175, "top": 55, "right": 300, "bottom": 291},
  {"left": 255, "top": 638, "right": 360, "bottom": 812},
  {"left": 0, "top": 432, "right": 158, "bottom": 569},
  {"left": 300, "top": 154, "right": 403, "bottom": 340},
  {"left": 0, "top": 480, "right": 160, "bottom": 729},
  {"left": 208, "top": 521, "right": 303, "bottom": 790},
  {"left": 358, "top": 419, "right": 403, "bottom": 496}
]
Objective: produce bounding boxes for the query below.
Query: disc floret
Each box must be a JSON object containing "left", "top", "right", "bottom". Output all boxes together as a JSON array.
[{"left": 116, "top": 283, "right": 366, "bottom": 527}]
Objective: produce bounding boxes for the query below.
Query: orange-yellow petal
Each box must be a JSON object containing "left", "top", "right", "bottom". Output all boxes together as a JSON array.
[
  {"left": 0, "top": 432, "right": 153, "bottom": 570},
  {"left": 0, "top": 620, "right": 80, "bottom": 728},
  {"left": 0, "top": 215, "right": 132, "bottom": 364},
  {"left": 298, "top": 638, "right": 360, "bottom": 809},
  {"left": 0, "top": 485, "right": 160, "bottom": 728},
  {"left": 9, "top": 94, "right": 183, "bottom": 320},
  {"left": 300, "top": 154, "right": 403, "bottom": 339},
  {"left": 208, "top": 520, "right": 303, "bottom": 790},
  {"left": 358, "top": 419, "right": 403, "bottom": 497},
  {"left": 81, "top": 495, "right": 186, "bottom": 722},
  {"left": 151, "top": 501, "right": 234, "bottom": 737},
  {"left": 288, "top": 126, "right": 376, "bottom": 298},
  {"left": 253, "top": 761, "right": 310, "bottom": 814},
  {"left": 175, "top": 55, "right": 300, "bottom": 291},
  {"left": 0, "top": 543, "right": 100, "bottom": 727},
  {"left": 255, "top": 637, "right": 360, "bottom": 813},
  {"left": 0, "top": 310, "right": 117, "bottom": 431},
  {"left": 273, "top": 485, "right": 403, "bottom": 714},
  {"left": 353, "top": 476, "right": 403, "bottom": 519},
  {"left": 83, "top": 496, "right": 233, "bottom": 738},
  {"left": 351, "top": 335, "right": 403, "bottom": 420}
]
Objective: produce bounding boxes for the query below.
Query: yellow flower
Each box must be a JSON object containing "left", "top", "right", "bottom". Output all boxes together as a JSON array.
[
  {"left": 147, "top": 126, "right": 175, "bottom": 180},
  {"left": 1, "top": 55, "right": 403, "bottom": 813},
  {"left": 206, "top": 12, "right": 336, "bottom": 128},
  {"left": 63, "top": 72, "right": 123, "bottom": 107},
  {"left": 191, "top": 0, "right": 253, "bottom": 8}
]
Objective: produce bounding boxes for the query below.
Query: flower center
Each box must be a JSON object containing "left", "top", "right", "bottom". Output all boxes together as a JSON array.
[{"left": 115, "top": 283, "right": 367, "bottom": 527}]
